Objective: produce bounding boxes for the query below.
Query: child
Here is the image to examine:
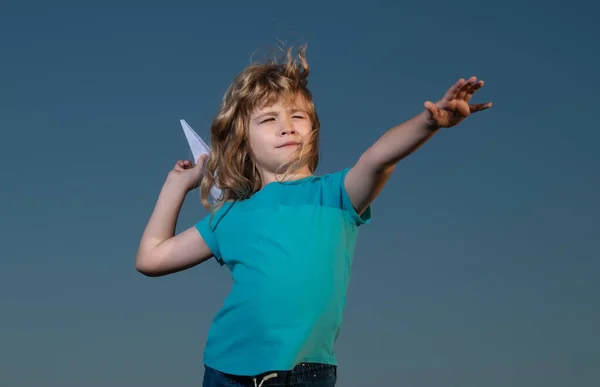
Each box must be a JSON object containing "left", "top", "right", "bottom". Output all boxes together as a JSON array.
[{"left": 136, "top": 45, "right": 491, "bottom": 387}]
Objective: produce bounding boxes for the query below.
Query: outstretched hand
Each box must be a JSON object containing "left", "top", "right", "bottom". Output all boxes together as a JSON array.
[{"left": 424, "top": 76, "right": 492, "bottom": 129}]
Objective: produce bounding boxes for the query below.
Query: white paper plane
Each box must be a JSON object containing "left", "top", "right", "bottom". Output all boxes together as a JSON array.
[{"left": 180, "top": 119, "right": 222, "bottom": 202}]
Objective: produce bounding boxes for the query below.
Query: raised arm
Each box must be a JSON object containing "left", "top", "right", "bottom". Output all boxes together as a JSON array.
[
  {"left": 136, "top": 156, "right": 214, "bottom": 277},
  {"left": 345, "top": 76, "right": 492, "bottom": 214}
]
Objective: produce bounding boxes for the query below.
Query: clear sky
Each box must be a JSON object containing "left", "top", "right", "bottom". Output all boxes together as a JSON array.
[{"left": 1, "top": 1, "right": 598, "bottom": 386}]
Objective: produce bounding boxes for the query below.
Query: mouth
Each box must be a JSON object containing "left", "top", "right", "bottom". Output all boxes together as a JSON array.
[{"left": 277, "top": 142, "right": 301, "bottom": 148}]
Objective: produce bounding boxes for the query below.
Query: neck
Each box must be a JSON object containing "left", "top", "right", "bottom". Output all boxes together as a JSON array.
[{"left": 260, "top": 165, "right": 313, "bottom": 187}]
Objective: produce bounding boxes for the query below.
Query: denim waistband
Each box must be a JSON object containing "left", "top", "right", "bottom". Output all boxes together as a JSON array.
[{"left": 210, "top": 362, "right": 336, "bottom": 386}]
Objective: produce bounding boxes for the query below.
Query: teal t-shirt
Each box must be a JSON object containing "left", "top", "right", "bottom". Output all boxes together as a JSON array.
[{"left": 195, "top": 168, "right": 371, "bottom": 376}]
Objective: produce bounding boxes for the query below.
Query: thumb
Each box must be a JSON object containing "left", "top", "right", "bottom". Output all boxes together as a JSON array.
[
  {"left": 194, "top": 154, "right": 208, "bottom": 169},
  {"left": 189, "top": 155, "right": 208, "bottom": 190},
  {"left": 424, "top": 101, "right": 438, "bottom": 119}
]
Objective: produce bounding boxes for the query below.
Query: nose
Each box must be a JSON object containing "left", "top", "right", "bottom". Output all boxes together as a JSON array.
[{"left": 278, "top": 117, "right": 296, "bottom": 136}]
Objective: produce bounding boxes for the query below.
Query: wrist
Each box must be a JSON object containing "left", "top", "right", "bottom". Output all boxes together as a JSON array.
[
  {"left": 162, "top": 175, "right": 191, "bottom": 197},
  {"left": 419, "top": 110, "right": 441, "bottom": 131}
]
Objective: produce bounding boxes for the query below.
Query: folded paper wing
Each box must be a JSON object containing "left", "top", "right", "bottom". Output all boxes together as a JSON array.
[{"left": 180, "top": 119, "right": 222, "bottom": 202}]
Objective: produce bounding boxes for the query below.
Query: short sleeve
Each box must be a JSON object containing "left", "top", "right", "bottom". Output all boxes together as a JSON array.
[
  {"left": 338, "top": 167, "right": 372, "bottom": 226},
  {"left": 195, "top": 214, "right": 224, "bottom": 266}
]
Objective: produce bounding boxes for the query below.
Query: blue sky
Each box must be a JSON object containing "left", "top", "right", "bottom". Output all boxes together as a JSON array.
[{"left": 1, "top": 1, "right": 598, "bottom": 386}]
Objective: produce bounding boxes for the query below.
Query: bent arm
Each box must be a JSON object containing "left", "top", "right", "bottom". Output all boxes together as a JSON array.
[
  {"left": 136, "top": 177, "right": 213, "bottom": 277},
  {"left": 345, "top": 111, "right": 438, "bottom": 214}
]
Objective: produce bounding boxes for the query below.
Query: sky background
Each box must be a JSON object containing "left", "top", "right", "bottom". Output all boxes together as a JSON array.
[{"left": 1, "top": 1, "right": 599, "bottom": 386}]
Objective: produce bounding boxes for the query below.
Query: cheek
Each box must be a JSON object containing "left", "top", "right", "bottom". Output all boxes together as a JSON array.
[
  {"left": 248, "top": 131, "right": 272, "bottom": 157},
  {"left": 298, "top": 121, "right": 314, "bottom": 137}
]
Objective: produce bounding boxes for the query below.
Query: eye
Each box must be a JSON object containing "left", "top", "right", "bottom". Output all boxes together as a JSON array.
[
  {"left": 292, "top": 115, "right": 305, "bottom": 119},
  {"left": 260, "top": 118, "right": 275, "bottom": 124}
]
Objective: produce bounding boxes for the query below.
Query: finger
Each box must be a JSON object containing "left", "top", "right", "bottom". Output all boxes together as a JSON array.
[
  {"left": 465, "top": 80, "right": 484, "bottom": 103},
  {"left": 469, "top": 102, "right": 492, "bottom": 113},
  {"left": 457, "top": 77, "right": 477, "bottom": 100},
  {"left": 444, "top": 100, "right": 470, "bottom": 117},
  {"left": 175, "top": 160, "right": 192, "bottom": 171},
  {"left": 442, "top": 78, "right": 466, "bottom": 101}
]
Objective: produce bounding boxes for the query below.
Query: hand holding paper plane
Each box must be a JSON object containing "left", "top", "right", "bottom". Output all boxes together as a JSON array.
[{"left": 180, "top": 119, "right": 222, "bottom": 202}]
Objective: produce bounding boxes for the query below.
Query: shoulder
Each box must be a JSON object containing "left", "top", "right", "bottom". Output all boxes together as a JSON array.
[
  {"left": 307, "top": 168, "right": 352, "bottom": 190},
  {"left": 195, "top": 200, "right": 236, "bottom": 230},
  {"left": 314, "top": 168, "right": 371, "bottom": 226},
  {"left": 288, "top": 168, "right": 350, "bottom": 187}
]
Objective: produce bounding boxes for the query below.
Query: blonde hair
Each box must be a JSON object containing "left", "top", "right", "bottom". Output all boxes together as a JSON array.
[{"left": 200, "top": 44, "right": 320, "bottom": 212}]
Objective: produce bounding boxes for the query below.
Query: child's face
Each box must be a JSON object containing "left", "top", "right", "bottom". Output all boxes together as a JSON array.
[{"left": 248, "top": 94, "right": 313, "bottom": 176}]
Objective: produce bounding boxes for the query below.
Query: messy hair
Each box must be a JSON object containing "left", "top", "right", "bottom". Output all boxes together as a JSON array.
[{"left": 200, "top": 44, "right": 320, "bottom": 212}]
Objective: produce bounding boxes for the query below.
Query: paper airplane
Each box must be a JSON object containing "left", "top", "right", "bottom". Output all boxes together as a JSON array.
[{"left": 180, "top": 119, "right": 222, "bottom": 202}]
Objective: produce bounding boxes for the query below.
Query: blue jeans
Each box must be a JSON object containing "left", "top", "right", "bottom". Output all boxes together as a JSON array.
[{"left": 202, "top": 362, "right": 337, "bottom": 387}]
